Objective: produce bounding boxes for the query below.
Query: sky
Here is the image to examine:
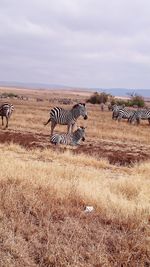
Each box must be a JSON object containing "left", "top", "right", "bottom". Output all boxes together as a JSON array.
[{"left": 0, "top": 0, "right": 150, "bottom": 89}]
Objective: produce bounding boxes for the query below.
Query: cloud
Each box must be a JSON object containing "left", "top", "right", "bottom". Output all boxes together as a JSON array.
[{"left": 0, "top": 0, "right": 150, "bottom": 88}]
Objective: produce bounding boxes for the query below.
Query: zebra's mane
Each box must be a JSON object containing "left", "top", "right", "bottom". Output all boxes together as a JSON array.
[{"left": 72, "top": 103, "right": 85, "bottom": 109}]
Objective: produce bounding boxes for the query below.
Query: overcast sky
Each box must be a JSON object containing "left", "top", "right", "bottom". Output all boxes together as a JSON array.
[{"left": 0, "top": 0, "right": 150, "bottom": 89}]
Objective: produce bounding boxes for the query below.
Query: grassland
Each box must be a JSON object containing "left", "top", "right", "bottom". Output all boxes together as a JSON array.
[{"left": 0, "top": 87, "right": 150, "bottom": 267}]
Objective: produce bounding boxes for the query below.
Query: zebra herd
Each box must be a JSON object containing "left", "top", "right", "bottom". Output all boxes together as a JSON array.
[
  {"left": 0, "top": 101, "right": 150, "bottom": 146},
  {"left": 0, "top": 102, "right": 87, "bottom": 146},
  {"left": 111, "top": 104, "right": 150, "bottom": 125}
]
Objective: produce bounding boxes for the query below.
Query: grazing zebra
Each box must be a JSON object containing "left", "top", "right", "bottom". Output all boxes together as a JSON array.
[
  {"left": 50, "top": 126, "right": 85, "bottom": 146},
  {"left": 0, "top": 103, "right": 14, "bottom": 128},
  {"left": 112, "top": 104, "right": 125, "bottom": 120},
  {"left": 129, "top": 109, "right": 150, "bottom": 125},
  {"left": 108, "top": 103, "right": 112, "bottom": 111},
  {"left": 117, "top": 108, "right": 136, "bottom": 122},
  {"left": 44, "top": 103, "right": 88, "bottom": 136}
]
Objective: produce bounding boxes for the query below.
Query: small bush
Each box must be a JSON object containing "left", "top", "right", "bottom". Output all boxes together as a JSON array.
[
  {"left": 1, "top": 92, "right": 18, "bottom": 98},
  {"left": 110, "top": 95, "right": 145, "bottom": 108},
  {"left": 87, "top": 92, "right": 110, "bottom": 104},
  {"left": 130, "top": 95, "right": 145, "bottom": 107}
]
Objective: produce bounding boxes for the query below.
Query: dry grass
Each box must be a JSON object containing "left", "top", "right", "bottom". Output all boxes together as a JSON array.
[{"left": 0, "top": 87, "right": 150, "bottom": 266}]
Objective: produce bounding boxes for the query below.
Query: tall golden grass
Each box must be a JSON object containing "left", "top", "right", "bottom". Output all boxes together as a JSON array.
[{"left": 0, "top": 88, "right": 150, "bottom": 266}]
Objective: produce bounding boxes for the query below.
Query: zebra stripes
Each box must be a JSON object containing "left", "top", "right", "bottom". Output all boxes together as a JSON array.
[
  {"left": 0, "top": 103, "right": 14, "bottom": 128},
  {"left": 50, "top": 126, "right": 85, "bottom": 146},
  {"left": 112, "top": 104, "right": 125, "bottom": 120},
  {"left": 129, "top": 109, "right": 150, "bottom": 125},
  {"left": 44, "top": 103, "right": 88, "bottom": 136},
  {"left": 117, "top": 108, "right": 135, "bottom": 122},
  {"left": 111, "top": 104, "right": 150, "bottom": 125}
]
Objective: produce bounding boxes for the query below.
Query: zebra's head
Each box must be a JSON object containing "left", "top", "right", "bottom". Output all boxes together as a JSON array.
[
  {"left": 76, "top": 126, "right": 86, "bottom": 141},
  {"left": 73, "top": 103, "right": 88, "bottom": 120}
]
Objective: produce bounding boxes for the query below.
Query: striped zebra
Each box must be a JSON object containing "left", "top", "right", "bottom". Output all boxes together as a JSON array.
[
  {"left": 50, "top": 126, "right": 85, "bottom": 146},
  {"left": 112, "top": 104, "right": 125, "bottom": 120},
  {"left": 0, "top": 103, "right": 14, "bottom": 128},
  {"left": 117, "top": 108, "right": 136, "bottom": 122},
  {"left": 44, "top": 103, "right": 88, "bottom": 135},
  {"left": 129, "top": 109, "right": 150, "bottom": 125}
]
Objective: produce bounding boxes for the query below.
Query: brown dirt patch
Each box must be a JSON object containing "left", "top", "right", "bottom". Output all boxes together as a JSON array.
[
  {"left": 76, "top": 140, "right": 150, "bottom": 165},
  {"left": 0, "top": 129, "right": 150, "bottom": 166}
]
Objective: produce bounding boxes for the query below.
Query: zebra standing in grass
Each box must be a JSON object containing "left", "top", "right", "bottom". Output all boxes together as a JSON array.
[
  {"left": 117, "top": 108, "right": 136, "bottom": 122},
  {"left": 50, "top": 126, "right": 86, "bottom": 146},
  {"left": 129, "top": 109, "right": 150, "bottom": 125},
  {"left": 0, "top": 103, "right": 14, "bottom": 128},
  {"left": 112, "top": 104, "right": 125, "bottom": 120},
  {"left": 44, "top": 103, "right": 88, "bottom": 136}
]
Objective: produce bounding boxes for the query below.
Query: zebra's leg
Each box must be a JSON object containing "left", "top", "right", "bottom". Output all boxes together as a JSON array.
[
  {"left": 67, "top": 124, "right": 72, "bottom": 134},
  {"left": 71, "top": 123, "right": 76, "bottom": 133},
  {"left": 129, "top": 117, "right": 134, "bottom": 124},
  {"left": 136, "top": 118, "right": 140, "bottom": 125},
  {"left": 112, "top": 113, "right": 115, "bottom": 120},
  {"left": 113, "top": 114, "right": 117, "bottom": 120},
  {"left": 5, "top": 117, "right": 8, "bottom": 128},
  {"left": 2, "top": 116, "right": 4, "bottom": 126},
  {"left": 128, "top": 117, "right": 131, "bottom": 123},
  {"left": 117, "top": 115, "right": 122, "bottom": 122},
  {"left": 51, "top": 121, "right": 57, "bottom": 136}
]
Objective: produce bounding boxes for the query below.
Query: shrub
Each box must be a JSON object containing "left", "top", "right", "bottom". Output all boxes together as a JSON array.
[
  {"left": 1, "top": 92, "right": 18, "bottom": 98},
  {"left": 87, "top": 92, "right": 109, "bottom": 104},
  {"left": 130, "top": 95, "right": 145, "bottom": 107},
  {"left": 110, "top": 95, "right": 145, "bottom": 108}
]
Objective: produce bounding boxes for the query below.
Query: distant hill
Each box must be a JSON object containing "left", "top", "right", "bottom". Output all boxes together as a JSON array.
[
  {"left": 0, "top": 81, "right": 71, "bottom": 90},
  {"left": 0, "top": 81, "right": 150, "bottom": 98}
]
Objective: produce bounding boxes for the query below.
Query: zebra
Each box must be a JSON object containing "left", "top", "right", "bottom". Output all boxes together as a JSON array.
[
  {"left": 108, "top": 103, "right": 112, "bottom": 111},
  {"left": 0, "top": 103, "right": 14, "bottom": 128},
  {"left": 112, "top": 104, "right": 125, "bottom": 120},
  {"left": 44, "top": 103, "right": 88, "bottom": 136},
  {"left": 50, "top": 126, "right": 86, "bottom": 146},
  {"left": 117, "top": 108, "right": 136, "bottom": 122},
  {"left": 100, "top": 103, "right": 105, "bottom": 111},
  {"left": 129, "top": 109, "right": 150, "bottom": 125}
]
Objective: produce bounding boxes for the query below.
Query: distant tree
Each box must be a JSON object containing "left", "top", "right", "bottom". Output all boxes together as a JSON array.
[
  {"left": 87, "top": 92, "right": 109, "bottom": 104},
  {"left": 130, "top": 95, "right": 145, "bottom": 107},
  {"left": 110, "top": 97, "right": 116, "bottom": 106},
  {"left": 99, "top": 92, "right": 109, "bottom": 104},
  {"left": 86, "top": 92, "right": 100, "bottom": 104},
  {"left": 109, "top": 95, "right": 145, "bottom": 108}
]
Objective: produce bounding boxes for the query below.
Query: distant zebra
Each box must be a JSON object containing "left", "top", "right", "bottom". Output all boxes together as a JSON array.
[
  {"left": 0, "top": 103, "right": 14, "bottom": 128},
  {"left": 44, "top": 103, "right": 88, "bottom": 135},
  {"left": 117, "top": 108, "right": 136, "bottom": 122},
  {"left": 112, "top": 104, "right": 125, "bottom": 120},
  {"left": 129, "top": 109, "right": 150, "bottom": 125},
  {"left": 50, "top": 126, "right": 86, "bottom": 146},
  {"left": 100, "top": 103, "right": 105, "bottom": 111},
  {"left": 108, "top": 103, "right": 112, "bottom": 111}
]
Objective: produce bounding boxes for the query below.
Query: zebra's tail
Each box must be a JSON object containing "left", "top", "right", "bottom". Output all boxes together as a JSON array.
[{"left": 44, "top": 118, "right": 51, "bottom": 126}]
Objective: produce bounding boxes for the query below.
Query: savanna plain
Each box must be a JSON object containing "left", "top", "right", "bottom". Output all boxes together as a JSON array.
[{"left": 0, "top": 87, "right": 150, "bottom": 267}]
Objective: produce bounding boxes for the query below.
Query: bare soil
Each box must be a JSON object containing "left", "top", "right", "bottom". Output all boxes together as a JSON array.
[{"left": 0, "top": 129, "right": 150, "bottom": 166}]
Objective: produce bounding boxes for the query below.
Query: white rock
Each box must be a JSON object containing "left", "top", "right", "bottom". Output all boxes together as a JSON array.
[{"left": 84, "top": 206, "right": 94, "bottom": 213}]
